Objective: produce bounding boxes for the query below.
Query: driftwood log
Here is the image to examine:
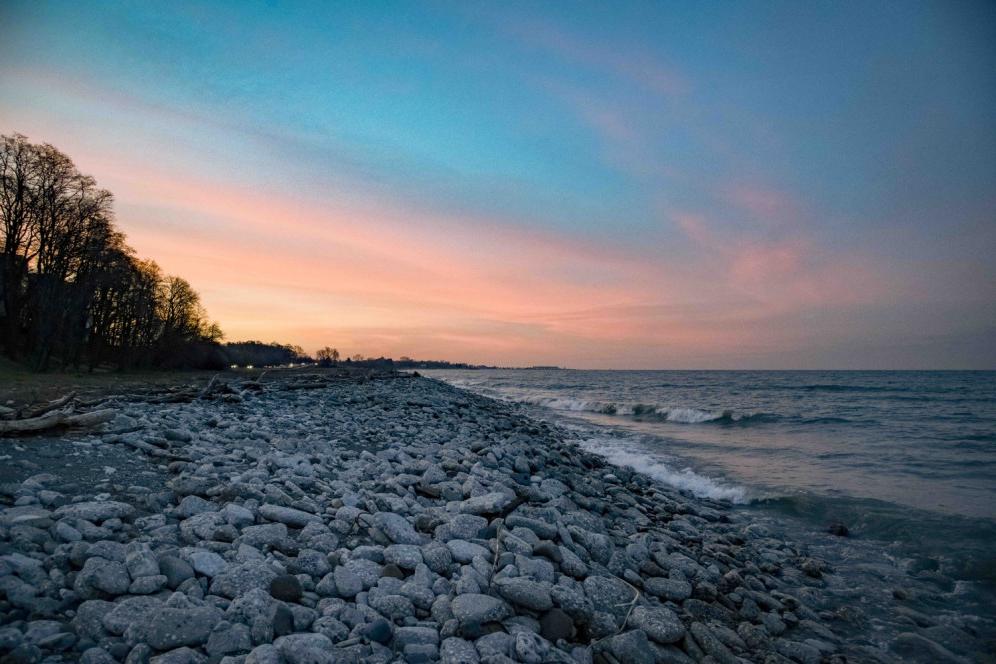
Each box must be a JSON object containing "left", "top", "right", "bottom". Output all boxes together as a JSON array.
[{"left": 0, "top": 408, "right": 115, "bottom": 435}]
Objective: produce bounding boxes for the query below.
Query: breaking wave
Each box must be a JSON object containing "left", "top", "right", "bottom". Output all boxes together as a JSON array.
[
  {"left": 518, "top": 395, "right": 777, "bottom": 425},
  {"left": 578, "top": 436, "right": 749, "bottom": 503}
]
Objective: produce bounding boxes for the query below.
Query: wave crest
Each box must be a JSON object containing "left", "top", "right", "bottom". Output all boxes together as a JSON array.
[
  {"left": 578, "top": 437, "right": 748, "bottom": 503},
  {"left": 519, "top": 395, "right": 775, "bottom": 425}
]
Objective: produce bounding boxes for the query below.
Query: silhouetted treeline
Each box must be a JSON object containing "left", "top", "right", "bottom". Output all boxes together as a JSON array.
[
  {"left": 0, "top": 133, "right": 223, "bottom": 370},
  {"left": 343, "top": 355, "right": 495, "bottom": 370},
  {"left": 223, "top": 341, "right": 311, "bottom": 367}
]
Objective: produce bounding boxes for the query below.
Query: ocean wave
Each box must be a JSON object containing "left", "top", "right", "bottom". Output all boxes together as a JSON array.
[
  {"left": 578, "top": 437, "right": 748, "bottom": 503},
  {"left": 801, "top": 383, "right": 900, "bottom": 393},
  {"left": 518, "top": 395, "right": 777, "bottom": 425}
]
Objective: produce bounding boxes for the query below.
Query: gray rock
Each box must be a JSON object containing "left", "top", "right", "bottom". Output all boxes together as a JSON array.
[
  {"left": 494, "top": 577, "right": 553, "bottom": 611},
  {"left": 149, "top": 646, "right": 208, "bottom": 664},
  {"left": 440, "top": 637, "right": 479, "bottom": 664},
  {"left": 690, "top": 622, "right": 738, "bottom": 664},
  {"left": 604, "top": 630, "right": 655, "bottom": 664},
  {"left": 258, "top": 504, "right": 321, "bottom": 528},
  {"left": 55, "top": 501, "right": 134, "bottom": 522},
  {"left": 384, "top": 544, "right": 423, "bottom": 569},
  {"left": 241, "top": 523, "right": 288, "bottom": 548},
  {"left": 630, "top": 606, "right": 685, "bottom": 644},
  {"left": 583, "top": 576, "right": 636, "bottom": 619},
  {"left": 373, "top": 512, "right": 423, "bottom": 545},
  {"left": 450, "top": 594, "right": 510, "bottom": 627},
  {"left": 125, "top": 543, "right": 160, "bottom": 579},
  {"left": 205, "top": 621, "right": 252, "bottom": 658},
  {"left": 333, "top": 565, "right": 363, "bottom": 598},
  {"left": 643, "top": 576, "right": 691, "bottom": 602},
  {"left": 222, "top": 504, "right": 255, "bottom": 528},
  {"left": 128, "top": 606, "right": 222, "bottom": 651},
  {"left": 129, "top": 575, "right": 168, "bottom": 594},
  {"left": 395, "top": 626, "right": 440, "bottom": 647},
  {"left": 177, "top": 496, "right": 216, "bottom": 518},
  {"left": 78, "top": 557, "right": 130, "bottom": 595},
  {"left": 274, "top": 633, "right": 335, "bottom": 664},
  {"left": 457, "top": 492, "right": 513, "bottom": 515},
  {"left": 159, "top": 556, "right": 195, "bottom": 589},
  {"left": 245, "top": 643, "right": 281, "bottom": 664},
  {"left": 513, "top": 631, "right": 551, "bottom": 664},
  {"left": 446, "top": 539, "right": 490, "bottom": 564},
  {"left": 188, "top": 550, "right": 228, "bottom": 577},
  {"left": 103, "top": 596, "right": 163, "bottom": 635},
  {"left": 210, "top": 560, "right": 279, "bottom": 599}
]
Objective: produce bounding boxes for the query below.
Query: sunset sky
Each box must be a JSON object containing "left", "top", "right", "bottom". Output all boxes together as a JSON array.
[{"left": 2, "top": 1, "right": 994, "bottom": 368}]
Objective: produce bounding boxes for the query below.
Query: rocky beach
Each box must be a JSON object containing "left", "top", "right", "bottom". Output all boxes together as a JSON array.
[{"left": 0, "top": 371, "right": 987, "bottom": 663}]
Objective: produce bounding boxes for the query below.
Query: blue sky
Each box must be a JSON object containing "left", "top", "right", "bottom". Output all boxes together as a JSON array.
[{"left": 2, "top": 0, "right": 994, "bottom": 367}]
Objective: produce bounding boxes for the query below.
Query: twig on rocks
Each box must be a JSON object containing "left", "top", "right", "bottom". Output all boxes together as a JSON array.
[
  {"left": 20, "top": 392, "right": 77, "bottom": 419},
  {"left": 198, "top": 374, "right": 220, "bottom": 400},
  {"left": 489, "top": 519, "right": 504, "bottom": 588}
]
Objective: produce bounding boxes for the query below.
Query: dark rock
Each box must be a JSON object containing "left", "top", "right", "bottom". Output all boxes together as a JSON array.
[
  {"left": 273, "top": 605, "right": 295, "bottom": 637},
  {"left": 159, "top": 556, "right": 195, "bottom": 590},
  {"left": 269, "top": 575, "right": 302, "bottom": 602},
  {"left": 362, "top": 618, "right": 393, "bottom": 644},
  {"left": 539, "top": 608, "right": 574, "bottom": 642},
  {"left": 381, "top": 563, "right": 406, "bottom": 579}
]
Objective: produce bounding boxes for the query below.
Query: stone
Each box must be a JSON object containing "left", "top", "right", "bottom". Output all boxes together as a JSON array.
[
  {"left": 274, "top": 633, "right": 335, "bottom": 664},
  {"left": 269, "top": 574, "right": 303, "bottom": 602},
  {"left": 362, "top": 618, "right": 393, "bottom": 644},
  {"left": 189, "top": 550, "right": 228, "bottom": 577},
  {"left": 245, "top": 644, "right": 281, "bottom": 664},
  {"left": 205, "top": 621, "right": 252, "bottom": 657},
  {"left": 333, "top": 565, "right": 363, "bottom": 598},
  {"left": 384, "top": 544, "right": 423, "bottom": 569},
  {"left": 177, "top": 496, "right": 216, "bottom": 518},
  {"left": 129, "top": 575, "right": 168, "bottom": 594},
  {"left": 605, "top": 630, "right": 655, "bottom": 664},
  {"left": 210, "top": 560, "right": 279, "bottom": 599},
  {"left": 457, "top": 492, "right": 514, "bottom": 515},
  {"left": 450, "top": 594, "right": 510, "bottom": 627},
  {"left": 446, "top": 539, "right": 490, "bottom": 564},
  {"left": 440, "top": 637, "right": 480, "bottom": 664},
  {"left": 539, "top": 608, "right": 574, "bottom": 642},
  {"left": 125, "top": 543, "right": 160, "bottom": 579},
  {"left": 395, "top": 626, "right": 440, "bottom": 647},
  {"left": 690, "top": 622, "right": 738, "bottom": 664},
  {"left": 258, "top": 504, "right": 321, "bottom": 528},
  {"left": 514, "top": 631, "right": 550, "bottom": 664},
  {"left": 241, "top": 523, "right": 288, "bottom": 548},
  {"left": 643, "top": 576, "right": 692, "bottom": 602},
  {"left": 159, "top": 556, "right": 195, "bottom": 589},
  {"left": 630, "top": 606, "right": 685, "bottom": 644},
  {"left": 222, "top": 504, "right": 255, "bottom": 528},
  {"left": 129, "top": 606, "right": 222, "bottom": 651},
  {"left": 494, "top": 577, "right": 553, "bottom": 611},
  {"left": 103, "top": 596, "right": 163, "bottom": 635},
  {"left": 583, "top": 576, "right": 636, "bottom": 619},
  {"left": 373, "top": 512, "right": 423, "bottom": 545},
  {"left": 78, "top": 557, "right": 130, "bottom": 595},
  {"left": 55, "top": 501, "right": 134, "bottom": 522}
]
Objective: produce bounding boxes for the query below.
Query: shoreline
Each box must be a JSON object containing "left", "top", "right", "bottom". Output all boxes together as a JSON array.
[{"left": 0, "top": 371, "right": 987, "bottom": 662}]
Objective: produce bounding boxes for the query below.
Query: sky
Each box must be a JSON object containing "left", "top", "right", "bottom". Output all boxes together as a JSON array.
[{"left": 1, "top": 1, "right": 994, "bottom": 369}]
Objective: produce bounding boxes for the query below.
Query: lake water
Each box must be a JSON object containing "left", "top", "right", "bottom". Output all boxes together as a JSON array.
[{"left": 427, "top": 368, "right": 996, "bottom": 638}]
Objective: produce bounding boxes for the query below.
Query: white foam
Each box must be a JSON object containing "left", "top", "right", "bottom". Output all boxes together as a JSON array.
[
  {"left": 578, "top": 437, "right": 749, "bottom": 503},
  {"left": 663, "top": 407, "right": 725, "bottom": 423}
]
